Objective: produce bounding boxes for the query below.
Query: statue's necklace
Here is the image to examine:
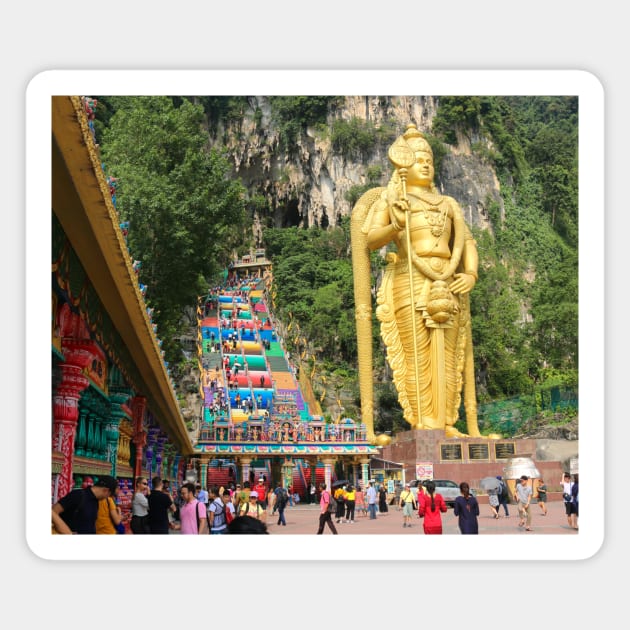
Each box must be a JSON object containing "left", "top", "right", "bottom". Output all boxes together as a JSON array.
[{"left": 410, "top": 193, "right": 448, "bottom": 238}]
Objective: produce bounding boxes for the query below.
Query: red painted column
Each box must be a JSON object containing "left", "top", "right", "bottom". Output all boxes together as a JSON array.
[
  {"left": 52, "top": 341, "right": 92, "bottom": 500},
  {"left": 131, "top": 396, "right": 147, "bottom": 480}
]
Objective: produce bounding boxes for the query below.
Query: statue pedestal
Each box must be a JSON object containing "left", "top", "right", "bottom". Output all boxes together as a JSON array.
[{"left": 377, "top": 428, "right": 571, "bottom": 494}]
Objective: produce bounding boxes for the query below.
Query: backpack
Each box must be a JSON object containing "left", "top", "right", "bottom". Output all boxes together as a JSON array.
[
  {"left": 210, "top": 498, "right": 227, "bottom": 529},
  {"left": 327, "top": 492, "right": 338, "bottom": 514},
  {"left": 276, "top": 488, "right": 288, "bottom": 509},
  {"left": 240, "top": 502, "right": 262, "bottom": 518},
  {"left": 193, "top": 500, "right": 210, "bottom": 533}
]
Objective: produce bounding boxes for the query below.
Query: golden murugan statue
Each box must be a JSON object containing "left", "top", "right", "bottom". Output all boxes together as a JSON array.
[{"left": 351, "top": 123, "right": 481, "bottom": 444}]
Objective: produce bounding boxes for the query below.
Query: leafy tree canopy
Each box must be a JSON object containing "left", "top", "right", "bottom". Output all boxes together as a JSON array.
[{"left": 98, "top": 96, "right": 247, "bottom": 365}]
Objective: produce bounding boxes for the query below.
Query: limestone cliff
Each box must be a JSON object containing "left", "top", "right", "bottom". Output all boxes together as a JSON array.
[{"left": 205, "top": 96, "right": 502, "bottom": 238}]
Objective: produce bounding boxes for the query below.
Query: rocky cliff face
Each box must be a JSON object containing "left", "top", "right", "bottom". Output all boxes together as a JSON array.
[{"left": 207, "top": 96, "right": 503, "bottom": 238}]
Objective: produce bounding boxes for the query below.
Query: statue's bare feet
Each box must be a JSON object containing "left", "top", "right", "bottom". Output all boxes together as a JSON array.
[{"left": 445, "top": 426, "right": 468, "bottom": 438}]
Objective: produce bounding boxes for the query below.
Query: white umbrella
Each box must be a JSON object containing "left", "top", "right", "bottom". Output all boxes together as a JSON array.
[{"left": 480, "top": 477, "right": 501, "bottom": 493}]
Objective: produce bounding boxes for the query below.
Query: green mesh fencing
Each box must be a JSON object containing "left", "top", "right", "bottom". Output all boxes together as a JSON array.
[{"left": 463, "top": 386, "right": 578, "bottom": 435}]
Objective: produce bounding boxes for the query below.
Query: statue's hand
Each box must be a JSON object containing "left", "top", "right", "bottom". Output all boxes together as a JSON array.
[
  {"left": 450, "top": 272, "right": 476, "bottom": 294},
  {"left": 390, "top": 200, "right": 409, "bottom": 229}
]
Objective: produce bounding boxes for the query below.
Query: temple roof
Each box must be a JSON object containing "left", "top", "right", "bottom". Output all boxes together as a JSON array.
[{"left": 52, "top": 96, "right": 193, "bottom": 455}]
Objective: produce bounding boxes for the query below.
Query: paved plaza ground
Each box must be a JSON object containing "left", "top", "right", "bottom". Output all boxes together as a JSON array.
[{"left": 247, "top": 498, "right": 577, "bottom": 536}]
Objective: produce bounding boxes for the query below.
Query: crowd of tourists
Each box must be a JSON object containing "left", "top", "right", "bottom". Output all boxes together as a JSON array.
[{"left": 52, "top": 472, "right": 579, "bottom": 536}]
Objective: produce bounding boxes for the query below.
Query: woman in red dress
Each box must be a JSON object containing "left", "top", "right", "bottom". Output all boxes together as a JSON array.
[{"left": 418, "top": 480, "right": 448, "bottom": 534}]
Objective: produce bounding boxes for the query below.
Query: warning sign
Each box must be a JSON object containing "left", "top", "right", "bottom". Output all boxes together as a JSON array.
[{"left": 415, "top": 462, "right": 434, "bottom": 480}]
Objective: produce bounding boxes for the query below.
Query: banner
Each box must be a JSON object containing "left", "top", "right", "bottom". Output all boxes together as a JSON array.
[{"left": 415, "top": 462, "right": 433, "bottom": 480}]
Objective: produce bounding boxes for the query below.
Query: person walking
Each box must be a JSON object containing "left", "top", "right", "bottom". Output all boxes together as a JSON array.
[
  {"left": 196, "top": 484, "right": 209, "bottom": 507},
  {"left": 177, "top": 482, "right": 208, "bottom": 534},
  {"left": 488, "top": 486, "right": 500, "bottom": 519},
  {"left": 496, "top": 476, "right": 510, "bottom": 517},
  {"left": 366, "top": 481, "right": 378, "bottom": 520},
  {"left": 316, "top": 483, "right": 338, "bottom": 535},
  {"left": 515, "top": 475, "right": 533, "bottom": 531},
  {"left": 334, "top": 484, "right": 346, "bottom": 523},
  {"left": 131, "top": 476, "right": 151, "bottom": 534},
  {"left": 355, "top": 486, "right": 367, "bottom": 517},
  {"left": 147, "top": 476, "right": 175, "bottom": 534},
  {"left": 570, "top": 473, "right": 579, "bottom": 530},
  {"left": 208, "top": 486, "right": 228, "bottom": 534},
  {"left": 52, "top": 475, "right": 119, "bottom": 534},
  {"left": 239, "top": 490, "right": 266, "bottom": 521},
  {"left": 95, "top": 486, "right": 123, "bottom": 535},
  {"left": 418, "top": 480, "right": 447, "bottom": 534},
  {"left": 453, "top": 482, "right": 479, "bottom": 534},
  {"left": 344, "top": 485, "right": 356, "bottom": 524},
  {"left": 535, "top": 477, "right": 548, "bottom": 516},
  {"left": 400, "top": 483, "right": 416, "bottom": 528},
  {"left": 274, "top": 483, "right": 288, "bottom": 526},
  {"left": 378, "top": 484, "right": 389, "bottom": 514},
  {"left": 561, "top": 472, "right": 578, "bottom": 529}
]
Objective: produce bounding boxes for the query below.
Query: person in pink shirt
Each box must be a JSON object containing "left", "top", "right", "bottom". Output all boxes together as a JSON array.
[
  {"left": 177, "top": 482, "right": 208, "bottom": 534},
  {"left": 316, "top": 483, "right": 338, "bottom": 535}
]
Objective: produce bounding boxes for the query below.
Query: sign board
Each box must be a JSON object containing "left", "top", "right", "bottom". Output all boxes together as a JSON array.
[
  {"left": 415, "top": 462, "right": 433, "bottom": 480},
  {"left": 570, "top": 457, "right": 579, "bottom": 474},
  {"left": 387, "top": 479, "right": 395, "bottom": 494}
]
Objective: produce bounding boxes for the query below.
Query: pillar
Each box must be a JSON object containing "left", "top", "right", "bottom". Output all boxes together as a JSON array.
[
  {"left": 52, "top": 342, "right": 91, "bottom": 500},
  {"left": 282, "top": 458, "right": 294, "bottom": 491},
  {"left": 200, "top": 457, "right": 210, "bottom": 489},
  {"left": 131, "top": 396, "right": 147, "bottom": 480},
  {"left": 107, "top": 389, "right": 131, "bottom": 478},
  {"left": 360, "top": 458, "right": 370, "bottom": 490},
  {"left": 322, "top": 458, "right": 334, "bottom": 493},
  {"left": 240, "top": 457, "right": 252, "bottom": 486}
]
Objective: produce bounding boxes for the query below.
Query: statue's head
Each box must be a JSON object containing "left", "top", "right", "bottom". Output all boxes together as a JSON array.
[
  {"left": 387, "top": 123, "right": 437, "bottom": 195},
  {"left": 402, "top": 123, "right": 433, "bottom": 158}
]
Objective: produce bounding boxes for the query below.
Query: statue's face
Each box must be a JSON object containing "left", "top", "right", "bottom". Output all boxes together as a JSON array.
[{"left": 408, "top": 150, "right": 434, "bottom": 186}]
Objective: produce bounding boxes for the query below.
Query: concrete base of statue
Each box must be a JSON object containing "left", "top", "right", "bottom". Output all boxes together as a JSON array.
[{"left": 377, "top": 428, "right": 577, "bottom": 491}]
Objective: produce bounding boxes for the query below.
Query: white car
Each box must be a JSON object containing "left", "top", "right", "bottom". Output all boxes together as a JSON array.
[{"left": 409, "top": 479, "right": 473, "bottom": 507}]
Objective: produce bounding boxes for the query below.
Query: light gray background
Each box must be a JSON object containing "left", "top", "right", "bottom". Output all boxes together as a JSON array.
[{"left": 4, "top": 1, "right": 623, "bottom": 626}]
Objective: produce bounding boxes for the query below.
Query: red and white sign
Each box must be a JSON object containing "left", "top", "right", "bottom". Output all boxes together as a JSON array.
[{"left": 415, "top": 462, "right": 434, "bottom": 480}]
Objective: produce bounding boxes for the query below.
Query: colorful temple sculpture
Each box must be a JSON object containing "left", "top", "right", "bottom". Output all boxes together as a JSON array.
[{"left": 51, "top": 96, "right": 194, "bottom": 530}]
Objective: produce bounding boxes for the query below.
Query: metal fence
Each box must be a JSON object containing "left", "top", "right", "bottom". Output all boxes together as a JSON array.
[{"left": 468, "top": 386, "right": 578, "bottom": 435}]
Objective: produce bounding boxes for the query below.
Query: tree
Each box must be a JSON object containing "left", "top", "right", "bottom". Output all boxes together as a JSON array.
[{"left": 99, "top": 97, "right": 247, "bottom": 364}]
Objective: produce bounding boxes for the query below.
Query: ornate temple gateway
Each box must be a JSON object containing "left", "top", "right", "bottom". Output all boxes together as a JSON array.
[
  {"left": 51, "top": 97, "right": 379, "bottom": 529},
  {"left": 191, "top": 254, "right": 379, "bottom": 494}
]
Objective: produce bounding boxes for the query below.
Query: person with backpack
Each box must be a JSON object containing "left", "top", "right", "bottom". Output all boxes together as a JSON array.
[
  {"left": 177, "top": 482, "right": 208, "bottom": 534},
  {"left": 316, "top": 482, "right": 338, "bottom": 534},
  {"left": 274, "top": 482, "right": 288, "bottom": 526},
  {"left": 496, "top": 476, "right": 510, "bottom": 517},
  {"left": 334, "top": 484, "right": 347, "bottom": 523},
  {"left": 52, "top": 475, "right": 119, "bottom": 534},
  {"left": 239, "top": 490, "right": 266, "bottom": 521},
  {"left": 208, "top": 486, "right": 228, "bottom": 534}
]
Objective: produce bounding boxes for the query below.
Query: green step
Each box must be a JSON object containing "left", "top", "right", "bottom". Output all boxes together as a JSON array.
[
  {"left": 267, "top": 355, "right": 289, "bottom": 372},
  {"left": 265, "top": 341, "right": 285, "bottom": 357}
]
